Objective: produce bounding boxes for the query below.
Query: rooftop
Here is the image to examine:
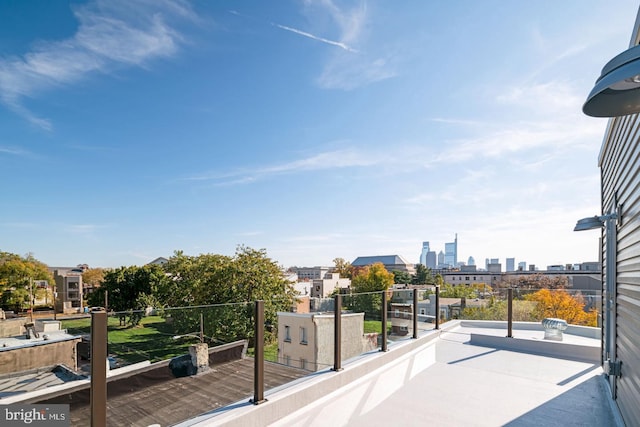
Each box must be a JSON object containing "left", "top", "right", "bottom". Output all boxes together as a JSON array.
[{"left": 180, "top": 321, "right": 620, "bottom": 427}]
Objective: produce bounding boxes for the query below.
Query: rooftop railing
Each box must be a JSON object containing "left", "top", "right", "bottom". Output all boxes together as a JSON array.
[{"left": 28, "top": 285, "right": 600, "bottom": 425}]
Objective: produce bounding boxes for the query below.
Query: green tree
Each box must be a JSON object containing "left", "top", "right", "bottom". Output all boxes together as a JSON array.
[
  {"left": 392, "top": 270, "right": 412, "bottom": 285},
  {"left": 333, "top": 257, "right": 353, "bottom": 279},
  {"left": 439, "top": 283, "right": 478, "bottom": 298},
  {"left": 0, "top": 252, "right": 53, "bottom": 311},
  {"left": 161, "top": 246, "right": 296, "bottom": 344},
  {"left": 412, "top": 264, "right": 434, "bottom": 285},
  {"left": 88, "top": 264, "right": 170, "bottom": 326}
]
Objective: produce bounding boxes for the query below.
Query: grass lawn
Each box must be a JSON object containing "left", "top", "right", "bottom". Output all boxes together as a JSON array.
[
  {"left": 363, "top": 320, "right": 392, "bottom": 334},
  {"left": 246, "top": 342, "right": 279, "bottom": 362},
  {"left": 61, "top": 315, "right": 200, "bottom": 364}
]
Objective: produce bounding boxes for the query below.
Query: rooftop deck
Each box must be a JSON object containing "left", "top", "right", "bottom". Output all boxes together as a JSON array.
[{"left": 184, "top": 321, "right": 621, "bottom": 427}]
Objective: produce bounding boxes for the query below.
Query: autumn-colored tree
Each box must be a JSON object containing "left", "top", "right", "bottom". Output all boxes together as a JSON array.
[
  {"left": 0, "top": 251, "right": 54, "bottom": 311},
  {"left": 82, "top": 268, "right": 106, "bottom": 289},
  {"left": 351, "top": 262, "right": 394, "bottom": 293},
  {"left": 347, "top": 262, "right": 394, "bottom": 320},
  {"left": 525, "top": 289, "right": 597, "bottom": 326},
  {"left": 333, "top": 257, "right": 354, "bottom": 279}
]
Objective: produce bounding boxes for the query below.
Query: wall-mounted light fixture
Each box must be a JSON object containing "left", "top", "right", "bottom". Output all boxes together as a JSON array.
[
  {"left": 583, "top": 44, "right": 640, "bottom": 117},
  {"left": 574, "top": 209, "right": 620, "bottom": 378},
  {"left": 574, "top": 213, "right": 618, "bottom": 231}
]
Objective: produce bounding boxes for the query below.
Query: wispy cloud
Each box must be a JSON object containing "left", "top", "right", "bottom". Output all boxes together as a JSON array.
[
  {"left": 187, "top": 147, "right": 385, "bottom": 185},
  {"left": 302, "top": 0, "right": 396, "bottom": 90},
  {"left": 64, "top": 224, "right": 106, "bottom": 234},
  {"left": 0, "top": 0, "right": 195, "bottom": 130},
  {"left": 0, "top": 146, "right": 31, "bottom": 156},
  {"left": 273, "top": 23, "right": 357, "bottom": 52}
]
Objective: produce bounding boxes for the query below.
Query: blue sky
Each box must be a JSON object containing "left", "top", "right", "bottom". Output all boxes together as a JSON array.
[{"left": 0, "top": 0, "right": 637, "bottom": 269}]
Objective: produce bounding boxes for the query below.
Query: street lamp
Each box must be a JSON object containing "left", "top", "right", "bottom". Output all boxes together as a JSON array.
[{"left": 583, "top": 43, "right": 640, "bottom": 117}]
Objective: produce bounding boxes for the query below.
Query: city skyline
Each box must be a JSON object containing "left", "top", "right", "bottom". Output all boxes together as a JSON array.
[{"left": 0, "top": 1, "right": 633, "bottom": 270}]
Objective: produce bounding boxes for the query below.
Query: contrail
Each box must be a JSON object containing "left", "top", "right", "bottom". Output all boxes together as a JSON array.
[{"left": 274, "top": 23, "right": 357, "bottom": 53}]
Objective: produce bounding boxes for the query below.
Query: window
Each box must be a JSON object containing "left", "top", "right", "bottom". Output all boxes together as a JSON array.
[
  {"left": 285, "top": 355, "right": 290, "bottom": 366},
  {"left": 420, "top": 308, "right": 426, "bottom": 315},
  {"left": 300, "top": 327, "right": 307, "bottom": 344},
  {"left": 301, "top": 358, "right": 307, "bottom": 370},
  {"left": 465, "top": 276, "right": 470, "bottom": 281},
  {"left": 284, "top": 325, "right": 291, "bottom": 342},
  {"left": 394, "top": 309, "right": 400, "bottom": 318}
]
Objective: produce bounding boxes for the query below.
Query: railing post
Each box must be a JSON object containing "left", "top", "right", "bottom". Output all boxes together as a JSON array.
[
  {"left": 413, "top": 290, "right": 418, "bottom": 339},
  {"left": 90, "top": 310, "right": 107, "bottom": 427},
  {"left": 435, "top": 285, "right": 440, "bottom": 330},
  {"left": 252, "top": 300, "right": 266, "bottom": 405},
  {"left": 333, "top": 294, "right": 342, "bottom": 371},
  {"left": 507, "top": 288, "right": 513, "bottom": 338},
  {"left": 381, "top": 291, "right": 388, "bottom": 352}
]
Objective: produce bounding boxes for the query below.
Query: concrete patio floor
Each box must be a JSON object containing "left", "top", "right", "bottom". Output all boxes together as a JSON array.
[{"left": 268, "top": 326, "right": 619, "bottom": 427}]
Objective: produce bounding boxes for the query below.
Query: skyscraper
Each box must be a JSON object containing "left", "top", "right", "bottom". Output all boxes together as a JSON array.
[
  {"left": 419, "top": 242, "right": 430, "bottom": 266},
  {"left": 437, "top": 250, "right": 445, "bottom": 267},
  {"left": 506, "top": 258, "right": 515, "bottom": 272},
  {"left": 426, "top": 251, "right": 436, "bottom": 269},
  {"left": 444, "top": 234, "right": 457, "bottom": 267},
  {"left": 467, "top": 256, "right": 475, "bottom": 266}
]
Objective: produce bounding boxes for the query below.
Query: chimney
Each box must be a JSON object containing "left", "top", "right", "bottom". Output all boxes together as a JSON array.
[{"left": 189, "top": 343, "right": 209, "bottom": 374}]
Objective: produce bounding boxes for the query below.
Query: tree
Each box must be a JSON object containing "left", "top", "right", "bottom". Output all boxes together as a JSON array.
[
  {"left": 160, "top": 246, "right": 296, "bottom": 344},
  {"left": 333, "top": 257, "right": 353, "bottom": 279},
  {"left": 82, "top": 268, "right": 106, "bottom": 289},
  {"left": 412, "top": 264, "right": 434, "bottom": 285},
  {"left": 525, "top": 289, "right": 597, "bottom": 326},
  {"left": 347, "top": 263, "right": 394, "bottom": 319},
  {"left": 439, "top": 284, "right": 478, "bottom": 299},
  {"left": 88, "top": 264, "right": 170, "bottom": 326},
  {"left": 0, "top": 252, "right": 54, "bottom": 311},
  {"left": 392, "top": 270, "right": 412, "bottom": 285}
]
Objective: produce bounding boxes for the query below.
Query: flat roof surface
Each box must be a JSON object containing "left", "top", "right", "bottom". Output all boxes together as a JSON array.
[
  {"left": 0, "top": 367, "right": 86, "bottom": 399},
  {"left": 37, "top": 358, "right": 307, "bottom": 427},
  {"left": 269, "top": 325, "right": 616, "bottom": 427},
  {"left": 0, "top": 331, "right": 79, "bottom": 350}
]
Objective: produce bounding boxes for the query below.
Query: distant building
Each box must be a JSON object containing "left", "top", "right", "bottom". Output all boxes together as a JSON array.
[
  {"left": 426, "top": 251, "right": 436, "bottom": 269},
  {"left": 517, "top": 261, "right": 527, "bottom": 271},
  {"left": 351, "top": 255, "right": 415, "bottom": 274},
  {"left": 444, "top": 234, "right": 458, "bottom": 267},
  {"left": 51, "top": 267, "right": 84, "bottom": 314},
  {"left": 0, "top": 321, "right": 81, "bottom": 374},
  {"left": 310, "top": 273, "right": 351, "bottom": 298},
  {"left": 506, "top": 258, "right": 515, "bottom": 272},
  {"left": 486, "top": 263, "right": 502, "bottom": 273},
  {"left": 437, "top": 251, "right": 445, "bottom": 268},
  {"left": 419, "top": 242, "right": 430, "bottom": 266},
  {"left": 277, "top": 312, "right": 377, "bottom": 371},
  {"left": 467, "top": 256, "right": 475, "bottom": 266},
  {"left": 442, "top": 271, "right": 501, "bottom": 289},
  {"left": 148, "top": 257, "right": 169, "bottom": 266},
  {"left": 290, "top": 266, "right": 332, "bottom": 281}
]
